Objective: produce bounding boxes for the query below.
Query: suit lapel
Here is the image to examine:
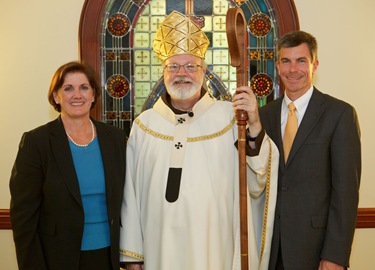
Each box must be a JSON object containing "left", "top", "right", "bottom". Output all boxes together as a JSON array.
[
  {"left": 286, "top": 88, "right": 326, "bottom": 165},
  {"left": 49, "top": 117, "right": 82, "bottom": 206}
]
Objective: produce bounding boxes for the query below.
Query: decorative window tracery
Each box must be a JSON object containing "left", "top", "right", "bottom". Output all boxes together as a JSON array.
[{"left": 80, "top": 0, "right": 299, "bottom": 136}]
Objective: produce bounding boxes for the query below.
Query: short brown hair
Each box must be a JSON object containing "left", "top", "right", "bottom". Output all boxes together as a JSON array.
[
  {"left": 48, "top": 61, "right": 101, "bottom": 112},
  {"left": 277, "top": 30, "right": 318, "bottom": 62}
]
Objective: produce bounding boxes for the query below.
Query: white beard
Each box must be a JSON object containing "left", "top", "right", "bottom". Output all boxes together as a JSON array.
[{"left": 166, "top": 77, "right": 201, "bottom": 100}]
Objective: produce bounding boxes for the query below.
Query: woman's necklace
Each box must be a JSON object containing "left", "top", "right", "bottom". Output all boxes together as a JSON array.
[{"left": 65, "top": 119, "right": 95, "bottom": 147}]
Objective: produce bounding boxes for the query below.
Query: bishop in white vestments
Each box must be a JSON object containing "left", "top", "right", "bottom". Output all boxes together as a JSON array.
[{"left": 120, "top": 10, "right": 279, "bottom": 270}]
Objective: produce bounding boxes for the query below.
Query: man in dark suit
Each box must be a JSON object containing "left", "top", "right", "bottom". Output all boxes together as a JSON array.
[{"left": 259, "top": 31, "right": 361, "bottom": 270}]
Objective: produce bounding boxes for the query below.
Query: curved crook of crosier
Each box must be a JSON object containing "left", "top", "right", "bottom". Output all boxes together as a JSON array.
[
  {"left": 226, "top": 7, "right": 249, "bottom": 270},
  {"left": 226, "top": 8, "right": 247, "bottom": 71}
]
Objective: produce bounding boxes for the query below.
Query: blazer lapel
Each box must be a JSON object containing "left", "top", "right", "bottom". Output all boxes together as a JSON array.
[
  {"left": 95, "top": 121, "right": 115, "bottom": 202},
  {"left": 286, "top": 88, "right": 326, "bottom": 165},
  {"left": 49, "top": 117, "right": 82, "bottom": 206}
]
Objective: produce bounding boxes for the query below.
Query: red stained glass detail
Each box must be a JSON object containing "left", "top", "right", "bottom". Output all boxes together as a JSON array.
[
  {"left": 106, "top": 75, "right": 129, "bottom": 98},
  {"left": 249, "top": 13, "right": 271, "bottom": 37},
  {"left": 251, "top": 73, "right": 273, "bottom": 97},
  {"left": 107, "top": 13, "right": 130, "bottom": 37}
]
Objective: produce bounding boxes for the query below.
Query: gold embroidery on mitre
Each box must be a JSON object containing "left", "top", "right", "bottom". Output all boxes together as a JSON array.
[{"left": 153, "top": 10, "right": 210, "bottom": 62}]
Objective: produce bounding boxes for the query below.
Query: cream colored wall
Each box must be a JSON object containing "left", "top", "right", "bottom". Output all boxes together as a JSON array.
[
  {"left": 0, "top": 0, "right": 373, "bottom": 269},
  {"left": 0, "top": 0, "right": 85, "bottom": 269},
  {"left": 293, "top": 0, "right": 375, "bottom": 268}
]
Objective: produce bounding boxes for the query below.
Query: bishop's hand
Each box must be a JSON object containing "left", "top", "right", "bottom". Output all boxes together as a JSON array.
[{"left": 232, "top": 85, "right": 262, "bottom": 138}]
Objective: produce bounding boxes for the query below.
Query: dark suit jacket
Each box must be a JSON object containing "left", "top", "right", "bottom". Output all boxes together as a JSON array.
[
  {"left": 10, "top": 116, "right": 126, "bottom": 270},
  {"left": 260, "top": 88, "right": 361, "bottom": 270}
]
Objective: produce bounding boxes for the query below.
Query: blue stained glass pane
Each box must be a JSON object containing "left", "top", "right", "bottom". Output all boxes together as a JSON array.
[
  {"left": 194, "top": 1, "right": 213, "bottom": 15},
  {"left": 241, "top": 5, "right": 251, "bottom": 20},
  {"left": 266, "top": 31, "right": 274, "bottom": 44},
  {"left": 110, "top": 0, "right": 123, "bottom": 12},
  {"left": 267, "top": 60, "right": 274, "bottom": 76},
  {"left": 128, "top": 4, "right": 139, "bottom": 18},
  {"left": 166, "top": 0, "right": 185, "bottom": 14},
  {"left": 255, "top": 0, "right": 268, "bottom": 13},
  {"left": 249, "top": 37, "right": 257, "bottom": 47},
  {"left": 123, "top": 94, "right": 130, "bottom": 108}
]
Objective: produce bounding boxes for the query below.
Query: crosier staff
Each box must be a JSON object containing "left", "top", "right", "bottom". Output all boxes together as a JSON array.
[{"left": 226, "top": 7, "right": 249, "bottom": 270}]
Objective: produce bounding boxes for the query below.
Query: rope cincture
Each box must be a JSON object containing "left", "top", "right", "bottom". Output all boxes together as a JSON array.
[{"left": 259, "top": 136, "right": 272, "bottom": 263}]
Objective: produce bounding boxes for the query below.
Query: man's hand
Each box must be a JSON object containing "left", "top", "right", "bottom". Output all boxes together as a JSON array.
[
  {"left": 232, "top": 86, "right": 262, "bottom": 137},
  {"left": 318, "top": 260, "right": 345, "bottom": 270}
]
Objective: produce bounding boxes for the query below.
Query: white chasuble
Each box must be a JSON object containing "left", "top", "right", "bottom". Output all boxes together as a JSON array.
[{"left": 120, "top": 93, "right": 279, "bottom": 270}]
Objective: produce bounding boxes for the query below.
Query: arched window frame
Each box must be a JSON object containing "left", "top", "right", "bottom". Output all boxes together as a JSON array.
[{"left": 79, "top": 0, "right": 299, "bottom": 122}]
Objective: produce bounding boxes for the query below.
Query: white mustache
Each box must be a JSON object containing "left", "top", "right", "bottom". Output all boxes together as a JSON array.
[{"left": 173, "top": 77, "right": 193, "bottom": 84}]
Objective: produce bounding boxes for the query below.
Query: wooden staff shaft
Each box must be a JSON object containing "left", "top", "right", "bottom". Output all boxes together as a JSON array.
[{"left": 226, "top": 8, "right": 249, "bottom": 270}]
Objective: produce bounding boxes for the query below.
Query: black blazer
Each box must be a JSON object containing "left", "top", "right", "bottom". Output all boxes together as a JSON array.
[
  {"left": 260, "top": 88, "right": 361, "bottom": 269},
  {"left": 10, "top": 116, "right": 126, "bottom": 270}
]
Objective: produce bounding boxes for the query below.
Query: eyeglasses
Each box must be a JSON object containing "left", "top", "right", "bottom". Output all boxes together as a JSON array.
[{"left": 164, "top": 63, "right": 202, "bottom": 73}]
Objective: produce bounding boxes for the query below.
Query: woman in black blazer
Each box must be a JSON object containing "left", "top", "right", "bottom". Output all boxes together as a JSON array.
[{"left": 9, "top": 61, "right": 126, "bottom": 270}]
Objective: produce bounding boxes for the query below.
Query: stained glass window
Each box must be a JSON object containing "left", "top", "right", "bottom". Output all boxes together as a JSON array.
[{"left": 101, "top": 0, "right": 280, "bottom": 136}]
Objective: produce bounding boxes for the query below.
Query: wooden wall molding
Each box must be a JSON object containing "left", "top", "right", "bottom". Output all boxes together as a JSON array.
[
  {"left": 0, "top": 209, "right": 11, "bottom": 230},
  {"left": 1, "top": 208, "right": 375, "bottom": 230},
  {"left": 356, "top": 208, "right": 375, "bottom": 228}
]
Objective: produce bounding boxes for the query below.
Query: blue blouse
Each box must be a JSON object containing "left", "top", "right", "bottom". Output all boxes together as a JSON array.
[{"left": 69, "top": 138, "right": 110, "bottom": 250}]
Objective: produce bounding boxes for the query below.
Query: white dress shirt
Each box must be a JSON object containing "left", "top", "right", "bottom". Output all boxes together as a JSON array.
[{"left": 281, "top": 87, "right": 314, "bottom": 139}]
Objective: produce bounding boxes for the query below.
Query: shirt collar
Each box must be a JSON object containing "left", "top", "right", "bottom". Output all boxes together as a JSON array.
[{"left": 283, "top": 86, "right": 314, "bottom": 114}]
